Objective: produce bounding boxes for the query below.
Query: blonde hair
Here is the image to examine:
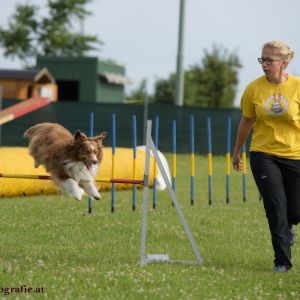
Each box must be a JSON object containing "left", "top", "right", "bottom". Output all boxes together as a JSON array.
[{"left": 263, "top": 40, "right": 295, "bottom": 62}]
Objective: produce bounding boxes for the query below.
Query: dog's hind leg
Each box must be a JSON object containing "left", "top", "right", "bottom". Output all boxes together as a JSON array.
[
  {"left": 34, "top": 160, "right": 40, "bottom": 168},
  {"left": 54, "top": 178, "right": 83, "bottom": 201},
  {"left": 80, "top": 181, "right": 101, "bottom": 200}
]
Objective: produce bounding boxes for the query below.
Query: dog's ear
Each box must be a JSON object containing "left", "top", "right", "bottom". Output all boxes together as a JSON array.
[
  {"left": 74, "top": 131, "right": 87, "bottom": 142},
  {"left": 93, "top": 131, "right": 107, "bottom": 141}
]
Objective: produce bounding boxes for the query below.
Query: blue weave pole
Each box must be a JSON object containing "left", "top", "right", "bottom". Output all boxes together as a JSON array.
[
  {"left": 152, "top": 116, "right": 159, "bottom": 209},
  {"left": 172, "top": 120, "right": 177, "bottom": 193},
  {"left": 242, "top": 143, "right": 246, "bottom": 202},
  {"left": 190, "top": 115, "right": 195, "bottom": 206},
  {"left": 207, "top": 117, "right": 212, "bottom": 206},
  {"left": 88, "top": 112, "right": 94, "bottom": 214},
  {"left": 132, "top": 114, "right": 137, "bottom": 211},
  {"left": 111, "top": 113, "right": 116, "bottom": 212},
  {"left": 226, "top": 118, "right": 231, "bottom": 204},
  {"left": 171, "top": 120, "right": 177, "bottom": 207}
]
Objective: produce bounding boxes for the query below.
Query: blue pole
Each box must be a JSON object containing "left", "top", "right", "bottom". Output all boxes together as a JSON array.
[
  {"left": 172, "top": 120, "right": 176, "bottom": 193},
  {"left": 153, "top": 116, "right": 159, "bottom": 209},
  {"left": 207, "top": 117, "right": 212, "bottom": 205},
  {"left": 132, "top": 115, "right": 137, "bottom": 211},
  {"left": 190, "top": 115, "right": 195, "bottom": 206},
  {"left": 88, "top": 112, "right": 94, "bottom": 214},
  {"left": 242, "top": 143, "right": 246, "bottom": 202},
  {"left": 111, "top": 113, "right": 116, "bottom": 213},
  {"left": 226, "top": 118, "right": 231, "bottom": 204},
  {"left": 171, "top": 120, "right": 177, "bottom": 207}
]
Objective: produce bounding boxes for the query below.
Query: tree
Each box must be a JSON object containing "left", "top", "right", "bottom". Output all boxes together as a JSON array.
[
  {"left": 153, "top": 74, "right": 176, "bottom": 104},
  {"left": 191, "top": 45, "right": 241, "bottom": 107},
  {"left": 153, "top": 45, "right": 242, "bottom": 107},
  {"left": 0, "top": 0, "right": 102, "bottom": 68},
  {"left": 126, "top": 79, "right": 148, "bottom": 102}
]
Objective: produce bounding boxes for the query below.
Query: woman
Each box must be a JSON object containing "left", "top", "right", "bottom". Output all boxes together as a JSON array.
[{"left": 232, "top": 41, "right": 300, "bottom": 273}]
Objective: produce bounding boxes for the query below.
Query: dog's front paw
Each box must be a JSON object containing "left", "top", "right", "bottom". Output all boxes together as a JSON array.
[
  {"left": 80, "top": 181, "right": 101, "bottom": 200},
  {"left": 79, "top": 187, "right": 85, "bottom": 196},
  {"left": 91, "top": 189, "right": 101, "bottom": 200},
  {"left": 73, "top": 192, "right": 82, "bottom": 201},
  {"left": 93, "top": 193, "right": 101, "bottom": 200},
  {"left": 71, "top": 187, "right": 83, "bottom": 201}
]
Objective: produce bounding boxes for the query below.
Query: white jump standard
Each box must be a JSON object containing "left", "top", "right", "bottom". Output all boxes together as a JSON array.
[{"left": 140, "top": 120, "right": 203, "bottom": 265}]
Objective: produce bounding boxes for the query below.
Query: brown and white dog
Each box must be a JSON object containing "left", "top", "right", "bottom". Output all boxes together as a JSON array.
[{"left": 24, "top": 123, "right": 106, "bottom": 201}]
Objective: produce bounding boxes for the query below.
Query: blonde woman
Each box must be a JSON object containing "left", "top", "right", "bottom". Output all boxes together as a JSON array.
[{"left": 233, "top": 41, "right": 300, "bottom": 273}]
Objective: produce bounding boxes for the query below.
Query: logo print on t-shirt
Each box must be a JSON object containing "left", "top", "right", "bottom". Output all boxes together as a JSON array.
[{"left": 264, "top": 93, "right": 288, "bottom": 116}]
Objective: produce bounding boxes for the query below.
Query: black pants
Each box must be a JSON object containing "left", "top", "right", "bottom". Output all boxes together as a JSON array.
[{"left": 250, "top": 151, "right": 300, "bottom": 267}]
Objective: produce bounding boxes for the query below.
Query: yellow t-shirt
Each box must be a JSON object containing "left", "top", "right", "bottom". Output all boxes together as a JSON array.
[{"left": 241, "top": 74, "right": 300, "bottom": 159}]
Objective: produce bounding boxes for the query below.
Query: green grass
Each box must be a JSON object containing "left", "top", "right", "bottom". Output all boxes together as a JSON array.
[{"left": 0, "top": 154, "right": 300, "bottom": 299}]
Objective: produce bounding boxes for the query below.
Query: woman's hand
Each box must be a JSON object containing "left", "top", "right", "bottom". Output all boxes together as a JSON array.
[
  {"left": 232, "top": 154, "right": 243, "bottom": 172},
  {"left": 232, "top": 116, "right": 255, "bottom": 172}
]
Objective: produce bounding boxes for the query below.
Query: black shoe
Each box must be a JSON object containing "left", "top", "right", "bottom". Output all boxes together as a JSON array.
[{"left": 274, "top": 265, "right": 291, "bottom": 273}]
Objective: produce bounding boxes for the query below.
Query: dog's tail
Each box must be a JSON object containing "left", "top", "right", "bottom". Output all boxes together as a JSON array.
[
  {"left": 23, "top": 123, "right": 49, "bottom": 139},
  {"left": 24, "top": 126, "right": 37, "bottom": 139}
]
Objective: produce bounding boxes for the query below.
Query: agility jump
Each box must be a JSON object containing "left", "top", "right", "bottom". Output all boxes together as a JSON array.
[{"left": 0, "top": 112, "right": 247, "bottom": 205}]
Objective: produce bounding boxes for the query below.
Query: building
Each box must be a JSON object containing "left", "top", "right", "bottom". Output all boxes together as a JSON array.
[
  {"left": 0, "top": 68, "right": 58, "bottom": 101},
  {"left": 36, "top": 57, "right": 131, "bottom": 103}
]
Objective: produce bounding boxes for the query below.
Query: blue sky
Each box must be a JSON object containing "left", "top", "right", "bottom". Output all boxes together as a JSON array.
[{"left": 0, "top": 0, "right": 299, "bottom": 105}]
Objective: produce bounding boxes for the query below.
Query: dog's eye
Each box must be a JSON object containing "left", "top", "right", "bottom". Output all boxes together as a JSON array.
[{"left": 84, "top": 148, "right": 91, "bottom": 154}]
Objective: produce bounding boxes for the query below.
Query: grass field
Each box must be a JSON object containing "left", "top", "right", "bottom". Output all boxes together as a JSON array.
[{"left": 1, "top": 154, "right": 300, "bottom": 299}]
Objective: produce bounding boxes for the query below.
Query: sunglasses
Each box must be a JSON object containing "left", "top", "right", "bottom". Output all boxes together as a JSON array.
[{"left": 258, "top": 57, "right": 282, "bottom": 65}]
